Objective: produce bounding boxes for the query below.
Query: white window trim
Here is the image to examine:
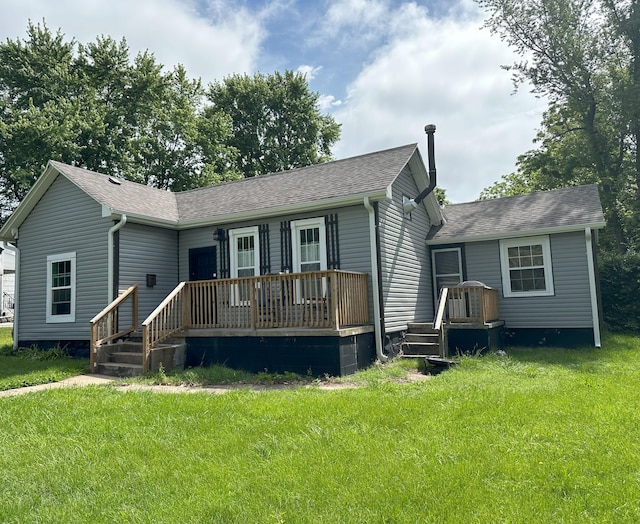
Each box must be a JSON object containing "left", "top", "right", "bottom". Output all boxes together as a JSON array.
[
  {"left": 499, "top": 235, "right": 554, "bottom": 298},
  {"left": 229, "top": 226, "right": 260, "bottom": 279},
  {"left": 229, "top": 226, "right": 260, "bottom": 306},
  {"left": 46, "top": 252, "right": 76, "bottom": 323},
  {"left": 291, "top": 217, "right": 327, "bottom": 274},
  {"left": 431, "top": 247, "right": 463, "bottom": 294}
]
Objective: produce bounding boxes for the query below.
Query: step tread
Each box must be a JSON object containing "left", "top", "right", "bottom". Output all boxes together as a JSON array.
[{"left": 99, "top": 362, "right": 143, "bottom": 369}]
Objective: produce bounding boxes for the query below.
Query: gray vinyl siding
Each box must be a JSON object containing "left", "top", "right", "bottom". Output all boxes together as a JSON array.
[
  {"left": 464, "top": 231, "right": 593, "bottom": 328},
  {"left": 378, "top": 166, "right": 433, "bottom": 332},
  {"left": 118, "top": 223, "right": 179, "bottom": 321},
  {"left": 179, "top": 205, "right": 374, "bottom": 317},
  {"left": 17, "top": 175, "right": 110, "bottom": 342}
]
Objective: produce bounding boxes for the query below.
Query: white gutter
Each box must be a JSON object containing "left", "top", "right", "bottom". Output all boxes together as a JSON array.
[
  {"left": 363, "top": 197, "right": 387, "bottom": 362},
  {"left": 426, "top": 222, "right": 607, "bottom": 246},
  {"left": 585, "top": 227, "right": 601, "bottom": 347},
  {"left": 108, "top": 215, "right": 127, "bottom": 303},
  {"left": 5, "top": 231, "right": 19, "bottom": 349}
]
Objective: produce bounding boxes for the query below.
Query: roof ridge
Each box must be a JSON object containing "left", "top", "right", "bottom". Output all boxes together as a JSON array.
[
  {"left": 177, "top": 143, "right": 419, "bottom": 195},
  {"left": 445, "top": 183, "right": 598, "bottom": 208}
]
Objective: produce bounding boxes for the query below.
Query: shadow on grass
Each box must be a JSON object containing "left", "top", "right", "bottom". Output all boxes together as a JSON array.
[{"left": 497, "top": 332, "right": 639, "bottom": 369}]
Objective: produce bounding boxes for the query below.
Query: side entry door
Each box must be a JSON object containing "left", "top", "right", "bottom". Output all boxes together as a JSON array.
[{"left": 431, "top": 247, "right": 463, "bottom": 316}]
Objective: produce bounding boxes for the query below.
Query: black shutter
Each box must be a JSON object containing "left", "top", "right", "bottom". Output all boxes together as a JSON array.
[
  {"left": 280, "top": 220, "right": 292, "bottom": 272},
  {"left": 325, "top": 214, "right": 340, "bottom": 269},
  {"left": 219, "top": 229, "right": 230, "bottom": 278},
  {"left": 259, "top": 224, "right": 270, "bottom": 275}
]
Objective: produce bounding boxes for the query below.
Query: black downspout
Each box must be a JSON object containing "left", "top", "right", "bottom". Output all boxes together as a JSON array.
[{"left": 373, "top": 201, "right": 386, "bottom": 347}]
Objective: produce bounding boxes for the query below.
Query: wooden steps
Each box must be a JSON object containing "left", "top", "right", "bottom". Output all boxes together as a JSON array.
[
  {"left": 401, "top": 323, "right": 442, "bottom": 357},
  {"left": 94, "top": 332, "right": 186, "bottom": 377}
]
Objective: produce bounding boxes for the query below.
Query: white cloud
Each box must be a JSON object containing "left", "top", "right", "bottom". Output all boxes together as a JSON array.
[
  {"left": 318, "top": 94, "right": 343, "bottom": 111},
  {"left": 0, "top": 0, "right": 264, "bottom": 85},
  {"left": 331, "top": 2, "right": 546, "bottom": 202},
  {"left": 314, "top": 0, "right": 391, "bottom": 48},
  {"left": 296, "top": 64, "right": 323, "bottom": 81}
]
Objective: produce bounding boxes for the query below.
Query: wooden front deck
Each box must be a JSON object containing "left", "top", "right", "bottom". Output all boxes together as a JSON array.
[{"left": 91, "top": 270, "right": 371, "bottom": 373}]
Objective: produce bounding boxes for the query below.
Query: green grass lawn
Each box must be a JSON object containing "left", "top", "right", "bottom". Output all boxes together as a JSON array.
[
  {"left": 0, "top": 327, "right": 89, "bottom": 391},
  {"left": 0, "top": 333, "right": 639, "bottom": 522}
]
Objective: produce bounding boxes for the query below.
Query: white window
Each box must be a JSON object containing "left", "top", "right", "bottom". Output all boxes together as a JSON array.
[
  {"left": 291, "top": 218, "right": 327, "bottom": 274},
  {"left": 46, "top": 252, "right": 76, "bottom": 323},
  {"left": 499, "top": 236, "right": 554, "bottom": 297},
  {"left": 229, "top": 227, "right": 260, "bottom": 304}
]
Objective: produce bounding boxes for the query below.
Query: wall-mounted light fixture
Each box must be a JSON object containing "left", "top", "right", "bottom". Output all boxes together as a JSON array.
[{"left": 215, "top": 228, "right": 226, "bottom": 242}]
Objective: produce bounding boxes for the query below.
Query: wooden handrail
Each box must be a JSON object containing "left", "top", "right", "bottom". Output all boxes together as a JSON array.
[
  {"left": 434, "top": 287, "right": 449, "bottom": 358},
  {"left": 434, "top": 286, "right": 448, "bottom": 331},
  {"left": 141, "top": 281, "right": 187, "bottom": 373},
  {"left": 89, "top": 284, "right": 139, "bottom": 373}
]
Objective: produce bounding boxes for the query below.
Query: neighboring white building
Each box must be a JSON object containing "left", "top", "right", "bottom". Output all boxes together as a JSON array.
[{"left": 0, "top": 244, "right": 15, "bottom": 318}]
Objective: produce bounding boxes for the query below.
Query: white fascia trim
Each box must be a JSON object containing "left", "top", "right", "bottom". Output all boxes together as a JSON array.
[
  {"left": 101, "top": 191, "right": 392, "bottom": 231},
  {"left": 426, "top": 222, "right": 607, "bottom": 246},
  {"left": 101, "top": 206, "right": 178, "bottom": 227},
  {"left": 585, "top": 227, "right": 602, "bottom": 347},
  {"left": 0, "top": 163, "right": 60, "bottom": 241}
]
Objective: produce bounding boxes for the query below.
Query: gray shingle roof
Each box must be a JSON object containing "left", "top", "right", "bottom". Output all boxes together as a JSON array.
[
  {"left": 176, "top": 144, "right": 418, "bottom": 221},
  {"left": 427, "top": 184, "right": 605, "bottom": 243},
  {"left": 50, "top": 161, "right": 179, "bottom": 223},
  {"left": 50, "top": 144, "right": 419, "bottom": 224}
]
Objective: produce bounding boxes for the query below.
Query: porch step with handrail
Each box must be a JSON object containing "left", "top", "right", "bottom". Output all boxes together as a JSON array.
[
  {"left": 401, "top": 323, "right": 442, "bottom": 357},
  {"left": 95, "top": 339, "right": 144, "bottom": 377},
  {"left": 95, "top": 332, "right": 186, "bottom": 377}
]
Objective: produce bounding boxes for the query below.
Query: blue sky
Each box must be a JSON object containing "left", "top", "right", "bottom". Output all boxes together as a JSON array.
[{"left": 0, "top": 0, "right": 546, "bottom": 202}]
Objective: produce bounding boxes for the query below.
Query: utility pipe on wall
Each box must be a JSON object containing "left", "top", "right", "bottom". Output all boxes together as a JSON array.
[
  {"left": 364, "top": 197, "right": 387, "bottom": 362},
  {"left": 107, "top": 215, "right": 127, "bottom": 303}
]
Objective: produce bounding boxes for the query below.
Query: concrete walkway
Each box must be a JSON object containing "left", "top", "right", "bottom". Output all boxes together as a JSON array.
[
  {"left": 0, "top": 369, "right": 431, "bottom": 398},
  {"left": 0, "top": 374, "right": 115, "bottom": 397}
]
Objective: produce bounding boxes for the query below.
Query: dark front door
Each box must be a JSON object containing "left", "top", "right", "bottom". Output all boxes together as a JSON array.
[{"left": 189, "top": 246, "right": 217, "bottom": 281}]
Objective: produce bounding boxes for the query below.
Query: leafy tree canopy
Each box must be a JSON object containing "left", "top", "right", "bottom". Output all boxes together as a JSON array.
[
  {"left": 206, "top": 71, "right": 341, "bottom": 178},
  {"left": 0, "top": 21, "right": 341, "bottom": 220},
  {"left": 476, "top": 0, "right": 640, "bottom": 253}
]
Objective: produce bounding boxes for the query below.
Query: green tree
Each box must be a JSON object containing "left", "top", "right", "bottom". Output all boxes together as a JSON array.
[
  {"left": 205, "top": 71, "right": 341, "bottom": 178},
  {"left": 477, "top": 0, "right": 640, "bottom": 252},
  {"left": 0, "top": 21, "right": 238, "bottom": 219}
]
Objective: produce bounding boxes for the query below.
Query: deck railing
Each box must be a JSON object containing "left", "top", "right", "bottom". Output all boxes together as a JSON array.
[
  {"left": 139, "top": 269, "right": 369, "bottom": 372},
  {"left": 141, "top": 282, "right": 187, "bottom": 373},
  {"left": 188, "top": 269, "right": 369, "bottom": 330},
  {"left": 446, "top": 286, "right": 499, "bottom": 324},
  {"left": 89, "top": 284, "right": 138, "bottom": 372}
]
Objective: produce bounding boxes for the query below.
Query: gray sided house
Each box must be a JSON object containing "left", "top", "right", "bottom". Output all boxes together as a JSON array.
[
  {"left": 0, "top": 142, "right": 605, "bottom": 376},
  {"left": 427, "top": 184, "right": 605, "bottom": 347},
  {"left": 1, "top": 144, "right": 442, "bottom": 375}
]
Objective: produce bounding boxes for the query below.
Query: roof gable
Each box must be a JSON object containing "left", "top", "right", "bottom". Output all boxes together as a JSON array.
[{"left": 427, "top": 184, "right": 606, "bottom": 243}]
